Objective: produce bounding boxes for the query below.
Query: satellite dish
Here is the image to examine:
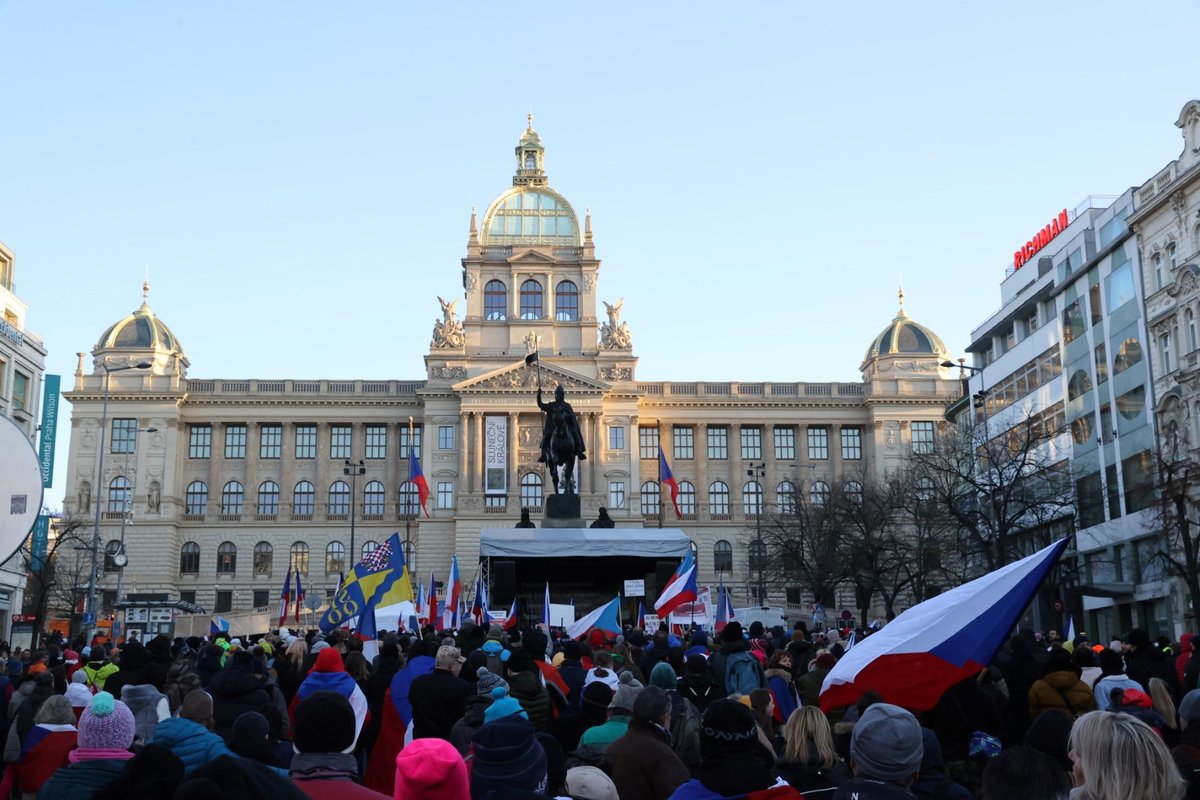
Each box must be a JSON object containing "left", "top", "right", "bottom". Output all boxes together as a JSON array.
[{"left": 0, "top": 416, "right": 44, "bottom": 564}]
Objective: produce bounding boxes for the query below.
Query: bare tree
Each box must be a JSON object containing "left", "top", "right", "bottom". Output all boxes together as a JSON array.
[
  {"left": 1143, "top": 432, "right": 1200, "bottom": 622},
  {"left": 755, "top": 482, "right": 851, "bottom": 612},
  {"left": 20, "top": 515, "right": 92, "bottom": 647},
  {"left": 889, "top": 466, "right": 968, "bottom": 605}
]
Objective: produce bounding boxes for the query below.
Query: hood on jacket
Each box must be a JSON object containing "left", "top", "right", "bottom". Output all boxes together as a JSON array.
[
  {"left": 481, "top": 640, "right": 511, "bottom": 661},
  {"left": 208, "top": 665, "right": 267, "bottom": 698},
  {"left": 120, "top": 684, "right": 164, "bottom": 708},
  {"left": 1042, "top": 670, "right": 1084, "bottom": 690}
]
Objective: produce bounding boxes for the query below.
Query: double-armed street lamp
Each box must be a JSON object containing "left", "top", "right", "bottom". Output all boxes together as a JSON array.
[
  {"left": 747, "top": 462, "right": 767, "bottom": 606},
  {"left": 344, "top": 459, "right": 365, "bottom": 565}
]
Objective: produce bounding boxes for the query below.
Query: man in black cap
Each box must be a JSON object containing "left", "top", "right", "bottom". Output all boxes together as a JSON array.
[
  {"left": 290, "top": 690, "right": 387, "bottom": 798},
  {"left": 471, "top": 715, "right": 548, "bottom": 799},
  {"left": 672, "top": 699, "right": 802, "bottom": 798}
]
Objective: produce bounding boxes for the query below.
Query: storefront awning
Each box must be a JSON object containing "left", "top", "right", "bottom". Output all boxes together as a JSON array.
[{"left": 479, "top": 528, "right": 691, "bottom": 559}]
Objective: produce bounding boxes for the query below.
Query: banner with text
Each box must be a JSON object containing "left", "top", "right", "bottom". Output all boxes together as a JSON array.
[
  {"left": 38, "top": 375, "right": 60, "bottom": 488},
  {"left": 484, "top": 416, "right": 507, "bottom": 494},
  {"left": 669, "top": 586, "right": 713, "bottom": 628}
]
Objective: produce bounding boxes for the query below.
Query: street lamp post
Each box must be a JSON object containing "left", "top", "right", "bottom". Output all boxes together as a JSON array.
[
  {"left": 747, "top": 462, "right": 767, "bottom": 606},
  {"left": 344, "top": 459, "right": 365, "bottom": 565},
  {"left": 86, "top": 361, "right": 151, "bottom": 638},
  {"left": 112, "top": 427, "right": 157, "bottom": 638}
]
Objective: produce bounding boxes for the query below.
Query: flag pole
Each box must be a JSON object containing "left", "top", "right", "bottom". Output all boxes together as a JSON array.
[{"left": 406, "top": 416, "right": 414, "bottom": 567}]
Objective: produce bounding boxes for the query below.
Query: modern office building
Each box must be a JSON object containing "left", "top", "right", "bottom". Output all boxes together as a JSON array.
[{"left": 61, "top": 120, "right": 960, "bottom": 625}]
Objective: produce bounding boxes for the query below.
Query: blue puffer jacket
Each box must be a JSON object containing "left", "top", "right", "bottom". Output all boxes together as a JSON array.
[
  {"left": 37, "top": 758, "right": 127, "bottom": 800},
  {"left": 148, "top": 716, "right": 236, "bottom": 775}
]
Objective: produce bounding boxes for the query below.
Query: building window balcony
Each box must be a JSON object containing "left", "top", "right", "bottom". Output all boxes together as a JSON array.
[
  {"left": 290, "top": 513, "right": 313, "bottom": 522},
  {"left": 325, "top": 513, "right": 349, "bottom": 522},
  {"left": 218, "top": 514, "right": 241, "bottom": 523},
  {"left": 254, "top": 514, "right": 277, "bottom": 522},
  {"left": 362, "top": 514, "right": 384, "bottom": 521},
  {"left": 182, "top": 514, "right": 205, "bottom": 522}
]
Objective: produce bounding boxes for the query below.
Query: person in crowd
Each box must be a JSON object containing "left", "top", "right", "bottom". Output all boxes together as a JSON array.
[
  {"left": 764, "top": 651, "right": 800, "bottom": 725},
  {"left": 360, "top": 638, "right": 400, "bottom": 757},
  {"left": 832, "top": 702, "right": 923, "bottom": 800},
  {"left": 524, "top": 628, "right": 570, "bottom": 712},
  {"left": 469, "top": 715, "right": 548, "bottom": 799},
  {"left": 363, "top": 637, "right": 437, "bottom": 794},
  {"left": 482, "top": 685, "right": 529, "bottom": 725},
  {"left": 506, "top": 648, "right": 552, "bottom": 731},
  {"left": 1150, "top": 676, "right": 1182, "bottom": 745},
  {"left": 291, "top": 646, "right": 369, "bottom": 751},
  {"left": 1027, "top": 648, "right": 1096, "bottom": 720},
  {"left": 1115, "top": 687, "right": 1169, "bottom": 737},
  {"left": 925, "top": 669, "right": 1006, "bottom": 770},
  {"left": 776, "top": 706, "right": 851, "bottom": 798},
  {"left": 289, "top": 690, "right": 388, "bottom": 799},
  {"left": 1022, "top": 705, "right": 1073, "bottom": 777},
  {"left": 669, "top": 698, "right": 802, "bottom": 799},
  {"left": 276, "top": 637, "right": 309, "bottom": 705},
  {"left": 176, "top": 753, "right": 309, "bottom": 800},
  {"left": 649, "top": 661, "right": 701, "bottom": 773},
  {"left": 1092, "top": 648, "right": 1142, "bottom": 711},
  {"left": 564, "top": 764, "right": 620, "bottom": 800},
  {"left": 451, "top": 666, "right": 507, "bottom": 754},
  {"left": 1171, "top": 689, "right": 1200, "bottom": 800},
  {"left": 39, "top": 692, "right": 135, "bottom": 800},
  {"left": 91, "top": 743, "right": 183, "bottom": 800},
  {"left": 546, "top": 679, "right": 611, "bottom": 756},
  {"left": 710, "top": 622, "right": 765, "bottom": 696},
  {"left": 797, "top": 652, "right": 837, "bottom": 709},
  {"left": 585, "top": 650, "right": 621, "bottom": 691},
  {"left": 161, "top": 660, "right": 201, "bottom": 717},
  {"left": 608, "top": 686, "right": 691, "bottom": 800},
  {"left": 1122, "top": 628, "right": 1180, "bottom": 694},
  {"left": 119, "top": 677, "right": 170, "bottom": 746},
  {"left": 1072, "top": 646, "right": 1102, "bottom": 689},
  {"left": 228, "top": 710, "right": 287, "bottom": 769},
  {"left": 13, "top": 694, "right": 76, "bottom": 799},
  {"left": 409, "top": 644, "right": 470, "bottom": 740},
  {"left": 194, "top": 643, "right": 224, "bottom": 688},
  {"left": 558, "top": 639, "right": 588, "bottom": 711},
  {"left": 980, "top": 746, "right": 1070, "bottom": 800},
  {"left": 210, "top": 650, "right": 273, "bottom": 741},
  {"left": 7, "top": 672, "right": 54, "bottom": 757},
  {"left": 1067, "top": 710, "right": 1185, "bottom": 800},
  {"left": 745, "top": 689, "right": 780, "bottom": 756},
  {"left": 103, "top": 640, "right": 147, "bottom": 698},
  {"left": 579, "top": 670, "right": 642, "bottom": 751},
  {"left": 392, "top": 736, "right": 470, "bottom": 800},
  {"left": 910, "top": 728, "right": 970, "bottom": 799},
  {"left": 148, "top": 688, "right": 242, "bottom": 775},
  {"left": 678, "top": 653, "right": 721, "bottom": 713}
]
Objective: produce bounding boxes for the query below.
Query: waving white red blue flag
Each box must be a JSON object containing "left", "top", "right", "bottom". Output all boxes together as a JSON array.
[
  {"left": 567, "top": 596, "right": 621, "bottom": 640},
  {"left": 658, "top": 446, "right": 682, "bottom": 518},
  {"left": 446, "top": 555, "right": 462, "bottom": 628},
  {"left": 715, "top": 574, "right": 735, "bottom": 633},
  {"left": 279, "top": 567, "right": 292, "bottom": 628},
  {"left": 819, "top": 537, "right": 1069, "bottom": 712},
  {"left": 654, "top": 549, "right": 698, "bottom": 619},
  {"left": 471, "top": 574, "right": 488, "bottom": 623}
]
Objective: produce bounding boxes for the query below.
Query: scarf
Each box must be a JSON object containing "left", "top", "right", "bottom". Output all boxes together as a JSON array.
[
  {"left": 289, "top": 752, "right": 360, "bottom": 782},
  {"left": 68, "top": 747, "right": 135, "bottom": 764}
]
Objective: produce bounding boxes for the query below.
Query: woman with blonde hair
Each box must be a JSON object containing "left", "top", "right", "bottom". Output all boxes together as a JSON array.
[
  {"left": 776, "top": 706, "right": 850, "bottom": 798},
  {"left": 1149, "top": 676, "right": 1181, "bottom": 746},
  {"left": 1068, "top": 710, "right": 1185, "bottom": 800}
]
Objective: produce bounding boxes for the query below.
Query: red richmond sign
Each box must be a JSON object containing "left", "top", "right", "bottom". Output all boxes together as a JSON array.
[{"left": 1013, "top": 209, "right": 1070, "bottom": 270}]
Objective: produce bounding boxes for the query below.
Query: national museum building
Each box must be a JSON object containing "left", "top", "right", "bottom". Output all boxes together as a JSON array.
[{"left": 61, "top": 120, "right": 960, "bottom": 621}]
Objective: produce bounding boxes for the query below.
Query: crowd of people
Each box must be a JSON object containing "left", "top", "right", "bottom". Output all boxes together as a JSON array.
[{"left": 0, "top": 618, "right": 1195, "bottom": 799}]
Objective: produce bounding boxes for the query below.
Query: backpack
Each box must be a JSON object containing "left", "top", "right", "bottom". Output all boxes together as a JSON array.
[
  {"left": 724, "top": 651, "right": 765, "bottom": 695},
  {"left": 669, "top": 694, "right": 702, "bottom": 770}
]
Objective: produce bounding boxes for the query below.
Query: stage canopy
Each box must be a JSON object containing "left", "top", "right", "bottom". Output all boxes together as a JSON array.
[{"left": 478, "top": 528, "right": 691, "bottom": 559}]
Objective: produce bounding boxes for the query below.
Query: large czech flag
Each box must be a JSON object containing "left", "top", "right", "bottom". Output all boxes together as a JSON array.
[
  {"left": 654, "top": 549, "right": 698, "bottom": 619},
  {"left": 819, "top": 537, "right": 1069, "bottom": 712}
]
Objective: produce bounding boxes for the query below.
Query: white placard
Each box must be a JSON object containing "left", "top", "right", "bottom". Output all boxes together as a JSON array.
[
  {"left": 623, "top": 579, "right": 645, "bottom": 597},
  {"left": 643, "top": 613, "right": 661, "bottom": 635},
  {"left": 149, "top": 608, "right": 173, "bottom": 624},
  {"left": 484, "top": 416, "right": 507, "bottom": 494},
  {"left": 0, "top": 416, "right": 44, "bottom": 565},
  {"left": 125, "top": 607, "right": 149, "bottom": 624},
  {"left": 548, "top": 602, "right": 575, "bottom": 628}
]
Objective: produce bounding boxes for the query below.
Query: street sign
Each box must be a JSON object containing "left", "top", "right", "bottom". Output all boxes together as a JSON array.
[
  {"left": 82, "top": 612, "right": 96, "bottom": 625},
  {"left": 624, "top": 579, "right": 645, "bottom": 597}
]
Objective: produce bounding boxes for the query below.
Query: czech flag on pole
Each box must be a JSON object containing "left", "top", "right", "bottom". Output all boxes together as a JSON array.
[
  {"left": 636, "top": 600, "right": 646, "bottom": 630},
  {"left": 294, "top": 571, "right": 304, "bottom": 624},
  {"left": 446, "top": 556, "right": 462, "bottom": 628},
  {"left": 714, "top": 574, "right": 736, "bottom": 634},
  {"left": 471, "top": 575, "right": 488, "bottom": 624},
  {"left": 426, "top": 571, "right": 439, "bottom": 629},
  {"left": 819, "top": 537, "right": 1070, "bottom": 712},
  {"left": 654, "top": 548, "right": 698, "bottom": 619},
  {"left": 502, "top": 597, "right": 519, "bottom": 630},
  {"left": 408, "top": 450, "right": 430, "bottom": 518},
  {"left": 658, "top": 446, "right": 682, "bottom": 518},
  {"left": 566, "top": 597, "right": 621, "bottom": 640},
  {"left": 279, "top": 567, "right": 292, "bottom": 628},
  {"left": 542, "top": 582, "right": 551, "bottom": 627}
]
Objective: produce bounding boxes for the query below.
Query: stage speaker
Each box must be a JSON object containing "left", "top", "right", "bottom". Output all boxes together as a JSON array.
[
  {"left": 654, "top": 560, "right": 676, "bottom": 600},
  {"left": 492, "top": 560, "right": 517, "bottom": 606}
]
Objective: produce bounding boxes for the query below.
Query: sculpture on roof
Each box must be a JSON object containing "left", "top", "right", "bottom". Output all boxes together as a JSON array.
[
  {"left": 431, "top": 295, "right": 465, "bottom": 349},
  {"left": 600, "top": 298, "right": 632, "bottom": 350}
]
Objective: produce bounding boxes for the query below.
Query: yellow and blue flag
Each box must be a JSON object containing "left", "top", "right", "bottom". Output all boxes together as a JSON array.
[{"left": 319, "top": 532, "right": 413, "bottom": 633}]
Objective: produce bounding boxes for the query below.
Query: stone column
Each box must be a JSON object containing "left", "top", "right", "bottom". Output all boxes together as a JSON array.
[{"left": 458, "top": 412, "right": 470, "bottom": 492}]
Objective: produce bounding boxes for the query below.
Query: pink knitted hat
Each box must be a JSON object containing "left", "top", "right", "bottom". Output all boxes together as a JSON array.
[{"left": 78, "top": 691, "right": 135, "bottom": 750}]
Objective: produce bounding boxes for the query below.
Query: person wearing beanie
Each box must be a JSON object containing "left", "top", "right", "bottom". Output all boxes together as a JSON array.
[
  {"left": 679, "top": 653, "right": 721, "bottom": 714},
  {"left": 479, "top": 630, "right": 511, "bottom": 678},
  {"left": 836, "top": 702, "right": 924, "bottom": 799},
  {"left": 558, "top": 639, "right": 587, "bottom": 711},
  {"left": 506, "top": 649, "right": 552, "bottom": 731},
  {"left": 546, "top": 679, "right": 612, "bottom": 756},
  {"left": 91, "top": 743, "right": 185, "bottom": 800},
  {"left": 81, "top": 649, "right": 119, "bottom": 694},
  {"left": 470, "top": 715, "right": 548, "bottom": 799},
  {"left": 482, "top": 685, "right": 528, "bottom": 724},
  {"left": 103, "top": 640, "right": 147, "bottom": 698},
  {"left": 709, "top": 621, "right": 766, "bottom": 697},
  {"left": 210, "top": 649, "right": 274, "bottom": 741},
  {"left": 119, "top": 680, "right": 170, "bottom": 746},
  {"left": 450, "top": 667, "right": 509, "bottom": 755},
  {"left": 672, "top": 699, "right": 802, "bottom": 799},
  {"left": 1171, "top": 688, "right": 1200, "bottom": 791},
  {"left": 580, "top": 671, "right": 642, "bottom": 751},
  {"left": 147, "top": 689, "right": 244, "bottom": 776},
  {"left": 1122, "top": 627, "right": 1180, "bottom": 694},
  {"left": 290, "top": 647, "right": 370, "bottom": 751},
  {"left": 363, "top": 639, "right": 437, "bottom": 795},
  {"left": 648, "top": 661, "right": 702, "bottom": 772},
  {"left": 290, "top": 690, "right": 388, "bottom": 799},
  {"left": 13, "top": 694, "right": 77, "bottom": 798},
  {"left": 565, "top": 765, "right": 620, "bottom": 800},
  {"left": 523, "top": 629, "right": 571, "bottom": 708},
  {"left": 909, "top": 728, "right": 971, "bottom": 800},
  {"left": 797, "top": 652, "right": 837, "bottom": 708},
  {"left": 227, "top": 711, "right": 287, "bottom": 769},
  {"left": 409, "top": 645, "right": 470, "bottom": 741},
  {"left": 66, "top": 671, "right": 92, "bottom": 720},
  {"left": 1093, "top": 647, "right": 1144, "bottom": 711},
  {"left": 39, "top": 692, "right": 135, "bottom": 800},
  {"left": 393, "top": 736, "right": 469, "bottom": 800},
  {"left": 608, "top": 686, "right": 690, "bottom": 800}
]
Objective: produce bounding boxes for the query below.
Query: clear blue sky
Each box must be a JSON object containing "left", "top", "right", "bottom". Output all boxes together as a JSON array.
[{"left": 2, "top": 2, "right": 1196, "bottom": 512}]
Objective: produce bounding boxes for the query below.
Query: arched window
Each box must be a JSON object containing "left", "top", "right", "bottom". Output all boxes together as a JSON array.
[
  {"left": 328, "top": 480, "right": 350, "bottom": 515},
  {"left": 186, "top": 481, "right": 208, "bottom": 516},
  {"left": 103, "top": 540, "right": 122, "bottom": 572},
  {"left": 520, "top": 279, "right": 543, "bottom": 320},
  {"left": 363, "top": 480, "right": 385, "bottom": 515},
  {"left": 742, "top": 481, "right": 763, "bottom": 515},
  {"left": 555, "top": 280, "right": 579, "bottom": 321},
  {"left": 179, "top": 541, "right": 200, "bottom": 574},
  {"left": 257, "top": 481, "right": 280, "bottom": 515},
  {"left": 915, "top": 476, "right": 935, "bottom": 503},
  {"left": 844, "top": 480, "right": 864, "bottom": 505},
  {"left": 221, "top": 481, "right": 244, "bottom": 515},
  {"left": 520, "top": 473, "right": 543, "bottom": 507},
  {"left": 399, "top": 481, "right": 420, "bottom": 517},
  {"left": 709, "top": 481, "right": 730, "bottom": 515},
  {"left": 1168, "top": 242, "right": 1178, "bottom": 269},
  {"left": 326, "top": 541, "right": 346, "bottom": 574},
  {"left": 1068, "top": 369, "right": 1093, "bottom": 401},
  {"left": 253, "top": 541, "right": 273, "bottom": 575},
  {"left": 1189, "top": 309, "right": 1198, "bottom": 353},
  {"left": 361, "top": 540, "right": 379, "bottom": 559},
  {"left": 290, "top": 542, "right": 310, "bottom": 575},
  {"left": 776, "top": 481, "right": 797, "bottom": 514},
  {"left": 216, "top": 541, "right": 237, "bottom": 574},
  {"left": 293, "top": 481, "right": 315, "bottom": 516},
  {"left": 714, "top": 540, "right": 733, "bottom": 572},
  {"left": 677, "top": 481, "right": 696, "bottom": 515},
  {"left": 107, "top": 476, "right": 131, "bottom": 513},
  {"left": 1154, "top": 253, "right": 1163, "bottom": 289},
  {"left": 484, "top": 280, "right": 507, "bottom": 320},
  {"left": 641, "top": 481, "right": 661, "bottom": 515},
  {"left": 810, "top": 481, "right": 831, "bottom": 507}
]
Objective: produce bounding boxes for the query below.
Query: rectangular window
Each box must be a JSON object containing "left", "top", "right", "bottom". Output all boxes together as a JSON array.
[
  {"left": 295, "top": 425, "right": 317, "bottom": 459},
  {"left": 1089, "top": 282, "right": 1103, "bottom": 326},
  {"left": 330, "top": 425, "right": 352, "bottom": 459},
  {"left": 639, "top": 426, "right": 660, "bottom": 460},
  {"left": 608, "top": 425, "right": 625, "bottom": 451},
  {"left": 12, "top": 371, "right": 29, "bottom": 412},
  {"left": 400, "top": 425, "right": 423, "bottom": 458},
  {"left": 1106, "top": 463, "right": 1121, "bottom": 521},
  {"left": 911, "top": 421, "right": 935, "bottom": 454},
  {"left": 436, "top": 481, "right": 454, "bottom": 509},
  {"left": 740, "top": 427, "right": 762, "bottom": 460},
  {"left": 673, "top": 426, "right": 694, "bottom": 459},
  {"left": 224, "top": 424, "right": 247, "bottom": 459},
  {"left": 180, "top": 591, "right": 196, "bottom": 606},
  {"left": 1122, "top": 450, "right": 1155, "bottom": 513},
  {"left": 111, "top": 418, "right": 136, "bottom": 454},
  {"left": 1095, "top": 343, "right": 1108, "bottom": 386},
  {"left": 365, "top": 424, "right": 387, "bottom": 459},
  {"left": 438, "top": 425, "right": 454, "bottom": 450},
  {"left": 609, "top": 481, "right": 626, "bottom": 510},
  {"left": 1077, "top": 472, "right": 1105, "bottom": 528},
  {"left": 807, "top": 426, "right": 829, "bottom": 460},
  {"left": 252, "top": 589, "right": 270, "bottom": 609},
  {"left": 774, "top": 427, "right": 795, "bottom": 461},
  {"left": 259, "top": 424, "right": 282, "bottom": 459},
  {"left": 841, "top": 427, "right": 863, "bottom": 460},
  {"left": 215, "top": 591, "right": 232, "bottom": 614},
  {"left": 1062, "top": 300, "right": 1085, "bottom": 345},
  {"left": 707, "top": 426, "right": 729, "bottom": 460}
]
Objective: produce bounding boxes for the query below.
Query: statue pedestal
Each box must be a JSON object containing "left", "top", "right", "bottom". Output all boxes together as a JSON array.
[{"left": 543, "top": 494, "right": 583, "bottom": 528}]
